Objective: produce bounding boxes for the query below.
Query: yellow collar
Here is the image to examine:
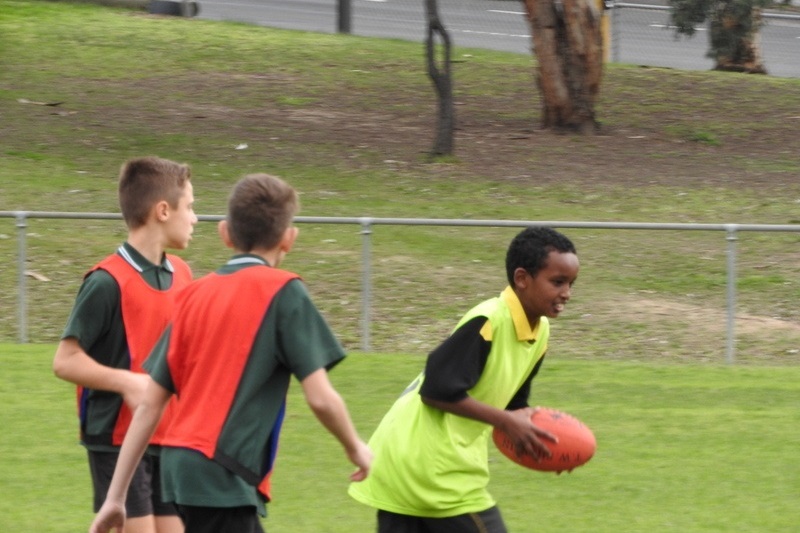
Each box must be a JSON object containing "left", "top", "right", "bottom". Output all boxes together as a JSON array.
[{"left": 502, "top": 286, "right": 541, "bottom": 342}]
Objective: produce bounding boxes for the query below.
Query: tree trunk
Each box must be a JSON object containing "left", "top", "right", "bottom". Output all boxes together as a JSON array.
[
  {"left": 424, "top": 0, "right": 454, "bottom": 156},
  {"left": 709, "top": 5, "right": 767, "bottom": 74},
  {"left": 522, "top": 0, "right": 603, "bottom": 133}
]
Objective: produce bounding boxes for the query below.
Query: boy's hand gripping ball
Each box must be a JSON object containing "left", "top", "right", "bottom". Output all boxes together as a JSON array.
[{"left": 492, "top": 407, "right": 596, "bottom": 473}]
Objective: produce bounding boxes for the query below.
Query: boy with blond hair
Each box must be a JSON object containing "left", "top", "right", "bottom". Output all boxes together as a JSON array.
[
  {"left": 54, "top": 156, "right": 197, "bottom": 533},
  {"left": 90, "top": 173, "right": 372, "bottom": 533}
]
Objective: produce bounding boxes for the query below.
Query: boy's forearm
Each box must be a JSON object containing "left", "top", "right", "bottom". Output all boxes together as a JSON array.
[
  {"left": 312, "top": 393, "right": 363, "bottom": 452},
  {"left": 422, "top": 395, "right": 514, "bottom": 430},
  {"left": 301, "top": 370, "right": 363, "bottom": 453},
  {"left": 106, "top": 385, "right": 170, "bottom": 502},
  {"left": 301, "top": 369, "right": 372, "bottom": 480},
  {"left": 53, "top": 340, "right": 135, "bottom": 393}
]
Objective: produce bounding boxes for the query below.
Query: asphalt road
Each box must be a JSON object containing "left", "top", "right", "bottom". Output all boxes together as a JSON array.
[{"left": 194, "top": 0, "right": 800, "bottom": 78}]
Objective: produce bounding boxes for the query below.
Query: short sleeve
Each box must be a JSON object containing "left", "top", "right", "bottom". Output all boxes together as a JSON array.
[
  {"left": 273, "top": 279, "right": 346, "bottom": 381},
  {"left": 143, "top": 326, "right": 176, "bottom": 393},
  {"left": 419, "top": 316, "right": 491, "bottom": 403},
  {"left": 61, "top": 269, "right": 120, "bottom": 350}
]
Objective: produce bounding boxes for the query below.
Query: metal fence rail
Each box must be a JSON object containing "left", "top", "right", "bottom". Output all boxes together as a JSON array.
[{"left": 3, "top": 210, "right": 800, "bottom": 363}]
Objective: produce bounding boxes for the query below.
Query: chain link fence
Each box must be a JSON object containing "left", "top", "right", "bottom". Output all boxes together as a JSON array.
[{"left": 0, "top": 211, "right": 800, "bottom": 363}]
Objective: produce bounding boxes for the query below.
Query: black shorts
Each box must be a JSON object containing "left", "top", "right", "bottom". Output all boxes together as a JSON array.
[
  {"left": 87, "top": 450, "right": 179, "bottom": 518},
  {"left": 377, "top": 507, "right": 508, "bottom": 533},
  {"left": 177, "top": 505, "right": 265, "bottom": 533}
]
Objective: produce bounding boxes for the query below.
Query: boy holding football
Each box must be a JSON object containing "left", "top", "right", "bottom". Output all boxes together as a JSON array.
[
  {"left": 348, "top": 226, "right": 580, "bottom": 533},
  {"left": 90, "top": 173, "right": 372, "bottom": 533}
]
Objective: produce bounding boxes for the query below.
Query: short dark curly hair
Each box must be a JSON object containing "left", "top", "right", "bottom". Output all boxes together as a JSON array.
[{"left": 505, "top": 227, "right": 577, "bottom": 285}]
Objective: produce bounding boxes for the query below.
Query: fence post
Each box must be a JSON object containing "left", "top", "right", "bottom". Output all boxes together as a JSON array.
[
  {"left": 359, "top": 218, "right": 373, "bottom": 352},
  {"left": 338, "top": 0, "right": 351, "bottom": 34},
  {"left": 598, "top": 0, "right": 611, "bottom": 63},
  {"left": 611, "top": 2, "right": 620, "bottom": 63},
  {"left": 725, "top": 224, "right": 738, "bottom": 364},
  {"left": 15, "top": 212, "right": 28, "bottom": 344}
]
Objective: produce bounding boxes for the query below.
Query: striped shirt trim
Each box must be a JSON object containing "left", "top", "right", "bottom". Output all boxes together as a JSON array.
[
  {"left": 117, "top": 245, "right": 175, "bottom": 273},
  {"left": 227, "top": 256, "right": 269, "bottom": 267}
]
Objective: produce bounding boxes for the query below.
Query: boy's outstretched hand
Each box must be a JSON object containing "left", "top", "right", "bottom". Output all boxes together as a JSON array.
[{"left": 88, "top": 501, "right": 125, "bottom": 533}]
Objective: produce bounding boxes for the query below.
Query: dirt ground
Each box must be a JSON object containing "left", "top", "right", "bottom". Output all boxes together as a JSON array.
[{"left": 205, "top": 70, "right": 800, "bottom": 192}]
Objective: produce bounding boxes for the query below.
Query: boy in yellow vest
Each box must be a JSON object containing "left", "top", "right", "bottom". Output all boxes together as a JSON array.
[
  {"left": 54, "top": 156, "right": 197, "bottom": 533},
  {"left": 89, "top": 173, "right": 372, "bottom": 533},
  {"left": 349, "top": 226, "right": 580, "bottom": 533}
]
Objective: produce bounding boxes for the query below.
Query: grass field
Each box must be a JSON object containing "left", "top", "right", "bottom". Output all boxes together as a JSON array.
[
  {"left": 2, "top": 343, "right": 799, "bottom": 532},
  {"left": 1, "top": 2, "right": 800, "bottom": 531}
]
